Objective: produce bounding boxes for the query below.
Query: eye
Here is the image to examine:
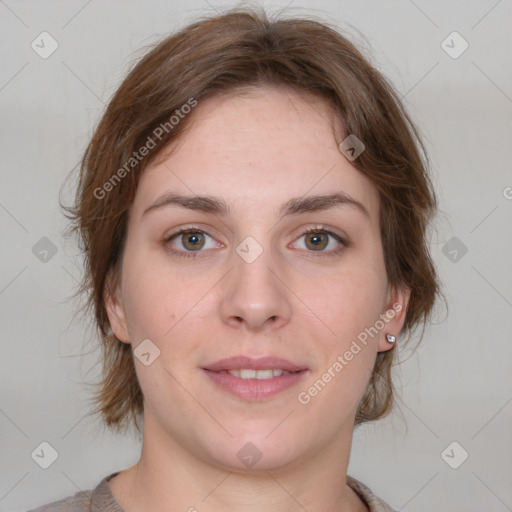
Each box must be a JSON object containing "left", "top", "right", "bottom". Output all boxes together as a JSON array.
[
  {"left": 164, "top": 228, "right": 220, "bottom": 258},
  {"left": 163, "top": 225, "right": 347, "bottom": 260},
  {"left": 292, "top": 226, "right": 346, "bottom": 255}
]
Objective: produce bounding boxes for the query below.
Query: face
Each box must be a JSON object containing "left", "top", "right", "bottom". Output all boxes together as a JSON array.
[{"left": 106, "top": 86, "right": 409, "bottom": 471}]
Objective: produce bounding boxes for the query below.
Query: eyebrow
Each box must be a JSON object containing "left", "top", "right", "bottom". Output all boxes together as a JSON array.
[{"left": 142, "top": 191, "right": 370, "bottom": 220}]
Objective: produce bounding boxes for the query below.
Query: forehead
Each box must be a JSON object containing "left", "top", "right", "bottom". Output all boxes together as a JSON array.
[{"left": 132, "top": 86, "right": 379, "bottom": 221}]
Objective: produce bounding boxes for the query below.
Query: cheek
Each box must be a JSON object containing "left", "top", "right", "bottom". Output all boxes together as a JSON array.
[
  {"left": 120, "top": 245, "right": 180, "bottom": 341},
  {"left": 305, "top": 262, "right": 387, "bottom": 346},
  {"left": 297, "top": 271, "right": 385, "bottom": 416},
  {"left": 120, "top": 243, "right": 214, "bottom": 359}
]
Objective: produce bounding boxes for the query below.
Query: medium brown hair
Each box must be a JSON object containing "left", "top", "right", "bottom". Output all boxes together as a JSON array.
[{"left": 63, "top": 6, "right": 440, "bottom": 434}]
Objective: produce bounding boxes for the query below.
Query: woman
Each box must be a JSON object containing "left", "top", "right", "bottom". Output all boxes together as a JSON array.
[{"left": 30, "top": 6, "right": 439, "bottom": 512}]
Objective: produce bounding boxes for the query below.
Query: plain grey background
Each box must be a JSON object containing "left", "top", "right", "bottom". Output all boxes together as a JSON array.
[{"left": 1, "top": 1, "right": 511, "bottom": 511}]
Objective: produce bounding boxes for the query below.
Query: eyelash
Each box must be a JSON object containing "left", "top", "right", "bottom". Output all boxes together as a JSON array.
[{"left": 163, "top": 225, "right": 347, "bottom": 260}]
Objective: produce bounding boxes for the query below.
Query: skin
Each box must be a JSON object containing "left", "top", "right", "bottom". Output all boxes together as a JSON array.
[{"left": 105, "top": 85, "right": 409, "bottom": 512}]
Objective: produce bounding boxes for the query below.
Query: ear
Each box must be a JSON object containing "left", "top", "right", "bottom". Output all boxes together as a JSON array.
[
  {"left": 104, "top": 269, "right": 130, "bottom": 344},
  {"left": 377, "top": 284, "right": 411, "bottom": 353}
]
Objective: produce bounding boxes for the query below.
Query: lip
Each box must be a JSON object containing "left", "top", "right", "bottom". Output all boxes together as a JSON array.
[
  {"left": 202, "top": 356, "right": 308, "bottom": 373},
  {"left": 202, "top": 368, "right": 309, "bottom": 401}
]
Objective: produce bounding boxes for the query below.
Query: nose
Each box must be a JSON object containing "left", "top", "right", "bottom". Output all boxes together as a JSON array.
[{"left": 219, "top": 242, "right": 292, "bottom": 332}]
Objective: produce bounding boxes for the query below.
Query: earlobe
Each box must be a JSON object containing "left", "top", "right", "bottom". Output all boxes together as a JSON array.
[
  {"left": 104, "top": 270, "right": 131, "bottom": 344},
  {"left": 377, "top": 285, "right": 411, "bottom": 352}
]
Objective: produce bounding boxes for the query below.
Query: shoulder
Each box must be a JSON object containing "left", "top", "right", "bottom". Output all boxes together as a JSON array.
[
  {"left": 26, "top": 472, "right": 122, "bottom": 512},
  {"left": 347, "top": 474, "right": 398, "bottom": 512},
  {"left": 26, "top": 489, "right": 93, "bottom": 512}
]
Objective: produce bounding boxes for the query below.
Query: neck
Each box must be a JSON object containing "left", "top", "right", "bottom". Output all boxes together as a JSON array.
[{"left": 108, "top": 412, "right": 367, "bottom": 512}]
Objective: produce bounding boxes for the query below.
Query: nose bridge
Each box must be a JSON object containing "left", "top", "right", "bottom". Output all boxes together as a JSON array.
[{"left": 220, "top": 232, "right": 292, "bottom": 330}]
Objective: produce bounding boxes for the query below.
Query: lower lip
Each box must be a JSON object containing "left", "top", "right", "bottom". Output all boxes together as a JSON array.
[{"left": 202, "top": 369, "right": 309, "bottom": 401}]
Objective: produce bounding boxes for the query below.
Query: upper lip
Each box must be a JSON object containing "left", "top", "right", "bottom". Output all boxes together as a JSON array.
[{"left": 202, "top": 356, "right": 308, "bottom": 372}]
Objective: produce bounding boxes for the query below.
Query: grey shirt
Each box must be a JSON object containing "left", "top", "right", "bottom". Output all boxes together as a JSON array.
[{"left": 27, "top": 472, "right": 397, "bottom": 512}]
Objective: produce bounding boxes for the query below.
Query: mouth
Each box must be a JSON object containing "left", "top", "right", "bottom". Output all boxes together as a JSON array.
[{"left": 201, "top": 356, "right": 309, "bottom": 401}]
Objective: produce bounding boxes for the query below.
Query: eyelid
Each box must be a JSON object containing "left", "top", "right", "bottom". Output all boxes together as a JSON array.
[{"left": 163, "top": 224, "right": 223, "bottom": 243}]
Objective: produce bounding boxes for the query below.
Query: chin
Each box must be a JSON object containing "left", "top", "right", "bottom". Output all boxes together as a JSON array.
[{"left": 204, "top": 430, "right": 308, "bottom": 473}]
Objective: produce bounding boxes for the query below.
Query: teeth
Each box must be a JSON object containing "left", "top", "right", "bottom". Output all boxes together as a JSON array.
[{"left": 227, "top": 369, "right": 290, "bottom": 379}]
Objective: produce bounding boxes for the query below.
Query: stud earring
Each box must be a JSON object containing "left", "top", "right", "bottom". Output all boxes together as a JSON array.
[{"left": 386, "top": 334, "right": 396, "bottom": 343}]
